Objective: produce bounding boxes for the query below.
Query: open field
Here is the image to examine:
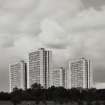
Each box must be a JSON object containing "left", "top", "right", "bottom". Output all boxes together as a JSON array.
[
  {"left": 0, "top": 101, "right": 60, "bottom": 105},
  {"left": 0, "top": 101, "right": 75, "bottom": 105},
  {"left": 0, "top": 101, "right": 12, "bottom": 105},
  {"left": 1, "top": 101, "right": 104, "bottom": 105}
]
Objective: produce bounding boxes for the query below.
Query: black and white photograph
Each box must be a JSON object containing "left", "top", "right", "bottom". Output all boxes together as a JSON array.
[{"left": 0, "top": 0, "right": 105, "bottom": 105}]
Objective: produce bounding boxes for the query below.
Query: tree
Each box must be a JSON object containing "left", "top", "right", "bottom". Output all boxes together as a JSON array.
[
  {"left": 11, "top": 95, "right": 21, "bottom": 105},
  {"left": 41, "top": 89, "right": 47, "bottom": 105},
  {"left": 31, "top": 83, "right": 43, "bottom": 90},
  {"left": 51, "top": 87, "right": 67, "bottom": 104},
  {"left": 0, "top": 92, "right": 11, "bottom": 100},
  {"left": 31, "top": 83, "right": 43, "bottom": 105},
  {"left": 10, "top": 87, "right": 22, "bottom": 105}
]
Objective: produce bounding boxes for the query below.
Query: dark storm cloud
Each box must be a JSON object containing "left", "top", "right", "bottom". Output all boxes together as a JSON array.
[
  {"left": 94, "top": 68, "right": 105, "bottom": 82},
  {"left": 82, "top": 0, "right": 105, "bottom": 9}
]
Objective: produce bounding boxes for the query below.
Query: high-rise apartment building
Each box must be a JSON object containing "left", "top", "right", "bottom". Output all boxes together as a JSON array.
[
  {"left": 28, "top": 48, "right": 52, "bottom": 88},
  {"left": 9, "top": 60, "right": 27, "bottom": 92},
  {"left": 66, "top": 58, "right": 92, "bottom": 89},
  {"left": 53, "top": 67, "right": 65, "bottom": 87}
]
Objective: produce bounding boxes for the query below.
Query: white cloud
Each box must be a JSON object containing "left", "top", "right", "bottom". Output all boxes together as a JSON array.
[
  {"left": 38, "top": 6, "right": 105, "bottom": 75},
  {"left": 39, "top": 19, "right": 69, "bottom": 48},
  {"left": 1, "top": 0, "right": 105, "bottom": 91},
  {"left": 0, "top": 0, "right": 82, "bottom": 48},
  {"left": 0, "top": 0, "right": 82, "bottom": 91}
]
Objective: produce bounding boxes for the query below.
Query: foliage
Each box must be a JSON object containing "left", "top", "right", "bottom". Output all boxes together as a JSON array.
[
  {"left": 0, "top": 83, "right": 105, "bottom": 105},
  {"left": 10, "top": 88, "right": 22, "bottom": 105}
]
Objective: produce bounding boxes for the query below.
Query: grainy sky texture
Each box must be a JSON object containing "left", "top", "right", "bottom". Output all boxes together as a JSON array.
[{"left": 0, "top": 0, "right": 105, "bottom": 91}]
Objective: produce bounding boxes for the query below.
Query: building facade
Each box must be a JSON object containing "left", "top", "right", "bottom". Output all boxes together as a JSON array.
[
  {"left": 28, "top": 48, "right": 52, "bottom": 88},
  {"left": 67, "top": 58, "right": 92, "bottom": 89},
  {"left": 53, "top": 67, "right": 65, "bottom": 87},
  {"left": 9, "top": 60, "right": 27, "bottom": 92}
]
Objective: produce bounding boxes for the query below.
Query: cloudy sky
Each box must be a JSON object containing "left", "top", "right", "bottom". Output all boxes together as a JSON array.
[{"left": 0, "top": 0, "right": 105, "bottom": 91}]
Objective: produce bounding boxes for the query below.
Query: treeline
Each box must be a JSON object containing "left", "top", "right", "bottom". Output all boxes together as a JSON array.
[{"left": 0, "top": 83, "right": 105, "bottom": 105}]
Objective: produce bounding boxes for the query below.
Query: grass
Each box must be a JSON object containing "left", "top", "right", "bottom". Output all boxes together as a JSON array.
[{"left": 0, "top": 101, "right": 12, "bottom": 105}]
